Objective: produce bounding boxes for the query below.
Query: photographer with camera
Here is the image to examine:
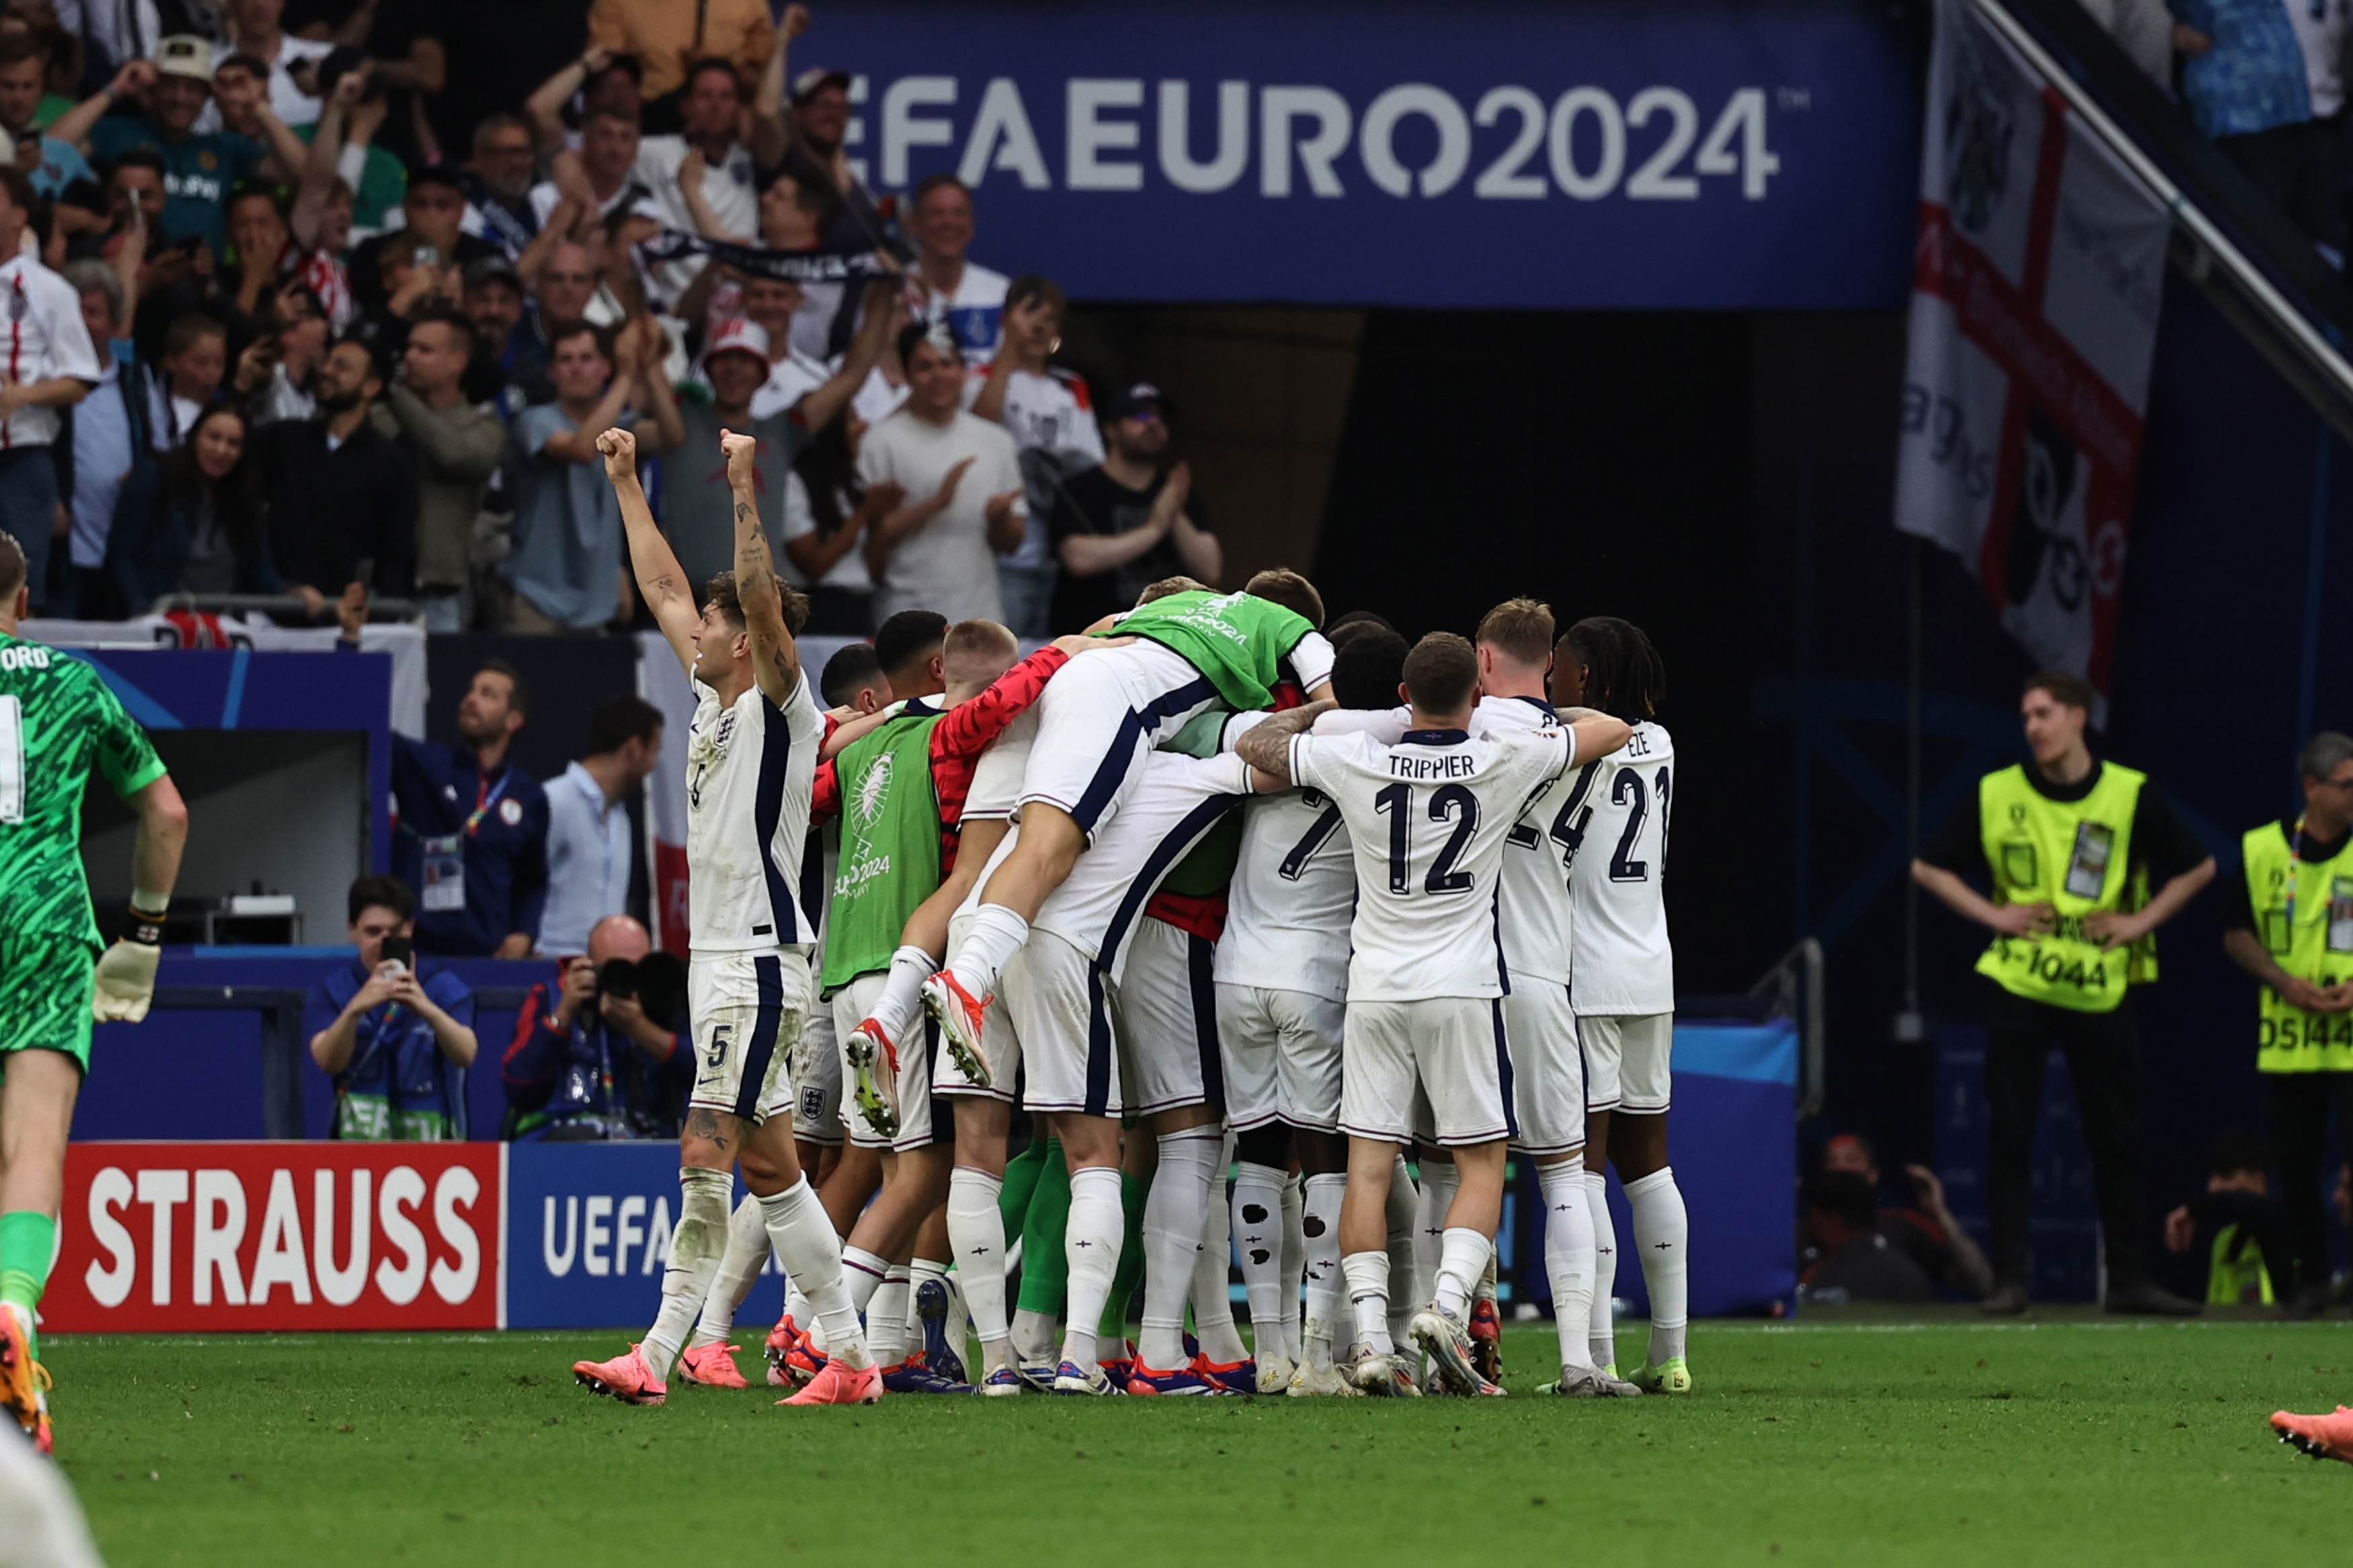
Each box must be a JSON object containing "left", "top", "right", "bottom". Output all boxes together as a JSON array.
[
  {"left": 502, "top": 913, "right": 690, "bottom": 1141},
  {"left": 305, "top": 874, "right": 480, "bottom": 1141}
]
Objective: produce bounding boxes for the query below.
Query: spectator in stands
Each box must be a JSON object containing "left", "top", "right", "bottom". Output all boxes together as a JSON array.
[
  {"left": 502, "top": 913, "right": 688, "bottom": 1141},
  {"left": 0, "top": 166, "right": 98, "bottom": 614},
  {"left": 1817, "top": 1132, "right": 1995, "bottom": 1298},
  {"left": 305, "top": 873, "right": 479, "bottom": 1141},
  {"left": 344, "top": 6, "right": 446, "bottom": 169},
  {"left": 370, "top": 305, "right": 502, "bottom": 630},
  {"left": 771, "top": 49, "right": 891, "bottom": 256},
  {"left": 785, "top": 415, "right": 894, "bottom": 636},
  {"left": 463, "top": 253, "right": 541, "bottom": 411},
  {"left": 104, "top": 402, "right": 278, "bottom": 608},
  {"left": 670, "top": 162, "right": 842, "bottom": 360},
  {"left": 972, "top": 274, "right": 1099, "bottom": 639},
  {"left": 858, "top": 321, "right": 1026, "bottom": 626},
  {"left": 147, "top": 313, "right": 224, "bottom": 448},
  {"left": 1047, "top": 382, "right": 1221, "bottom": 634},
  {"left": 227, "top": 278, "right": 329, "bottom": 423},
  {"left": 737, "top": 276, "right": 832, "bottom": 417},
  {"left": 2163, "top": 1128, "right": 2296, "bottom": 1306},
  {"left": 213, "top": 0, "right": 330, "bottom": 126},
  {"left": 63, "top": 146, "right": 163, "bottom": 273},
  {"left": 298, "top": 55, "right": 400, "bottom": 247},
  {"left": 340, "top": 583, "right": 553, "bottom": 956},
  {"left": 2172, "top": 0, "right": 2330, "bottom": 242},
  {"left": 1799, "top": 1170, "right": 1940, "bottom": 1303},
  {"left": 56, "top": 38, "right": 299, "bottom": 257},
  {"left": 527, "top": 106, "right": 652, "bottom": 241},
  {"left": 539, "top": 693, "right": 663, "bottom": 958},
  {"left": 349, "top": 163, "right": 497, "bottom": 319},
  {"left": 50, "top": 257, "right": 150, "bottom": 618},
  {"left": 502, "top": 316, "right": 682, "bottom": 632},
  {"left": 461, "top": 112, "right": 540, "bottom": 260},
  {"left": 522, "top": 48, "right": 641, "bottom": 161},
  {"left": 904, "top": 173, "right": 1005, "bottom": 359},
  {"left": 635, "top": 58, "right": 754, "bottom": 298},
  {"left": 255, "top": 333, "right": 417, "bottom": 604},
  {"left": 585, "top": 0, "right": 769, "bottom": 108},
  {"left": 0, "top": 34, "right": 92, "bottom": 196},
  {"left": 218, "top": 181, "right": 294, "bottom": 332},
  {"left": 2286, "top": 0, "right": 2352, "bottom": 251}
]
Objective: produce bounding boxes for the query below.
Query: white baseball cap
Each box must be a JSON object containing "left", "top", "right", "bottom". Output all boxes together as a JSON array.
[
  {"left": 705, "top": 317, "right": 771, "bottom": 365},
  {"left": 154, "top": 35, "right": 214, "bottom": 81}
]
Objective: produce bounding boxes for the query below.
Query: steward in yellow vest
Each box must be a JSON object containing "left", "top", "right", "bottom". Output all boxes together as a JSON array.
[
  {"left": 1911, "top": 670, "right": 2215, "bottom": 1319},
  {"left": 2220, "top": 731, "right": 2353, "bottom": 1317}
]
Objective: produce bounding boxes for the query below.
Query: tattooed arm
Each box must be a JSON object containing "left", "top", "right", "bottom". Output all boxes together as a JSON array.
[
  {"left": 601, "top": 427, "right": 703, "bottom": 677},
  {"left": 725, "top": 429, "right": 804, "bottom": 708},
  {"left": 1232, "top": 699, "right": 1334, "bottom": 788}
]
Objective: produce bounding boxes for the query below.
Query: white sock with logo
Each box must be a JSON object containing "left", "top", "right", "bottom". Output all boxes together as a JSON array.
[
  {"left": 867, "top": 945, "right": 936, "bottom": 1050},
  {"left": 947, "top": 1167, "right": 1012, "bottom": 1371},
  {"left": 1140, "top": 1129, "right": 1220, "bottom": 1369},
  {"left": 1433, "top": 1228, "right": 1490, "bottom": 1322},
  {"left": 1230, "top": 1161, "right": 1288, "bottom": 1360},
  {"left": 1538, "top": 1159, "right": 1597, "bottom": 1374},
  {"left": 1060, "top": 1166, "right": 1125, "bottom": 1372},
  {"left": 1414, "top": 1159, "right": 1458, "bottom": 1309},
  {"left": 690, "top": 1192, "right": 772, "bottom": 1348},
  {"left": 947, "top": 905, "right": 1030, "bottom": 1001},
  {"left": 1586, "top": 1170, "right": 1618, "bottom": 1369},
  {"left": 759, "top": 1177, "right": 871, "bottom": 1371},
  {"left": 1277, "top": 1171, "right": 1305, "bottom": 1364},
  {"left": 643, "top": 1166, "right": 733, "bottom": 1381},
  {"left": 1190, "top": 1131, "right": 1248, "bottom": 1365},
  {"left": 867, "top": 1266, "right": 911, "bottom": 1367},
  {"left": 1383, "top": 1155, "right": 1419, "bottom": 1353},
  {"left": 1341, "top": 1251, "right": 1394, "bottom": 1358},
  {"left": 1626, "top": 1166, "right": 1690, "bottom": 1365},
  {"left": 1300, "top": 1173, "right": 1346, "bottom": 1368}
]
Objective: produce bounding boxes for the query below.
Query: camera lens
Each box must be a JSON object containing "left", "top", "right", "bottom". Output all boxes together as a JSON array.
[{"left": 597, "top": 958, "right": 639, "bottom": 999}]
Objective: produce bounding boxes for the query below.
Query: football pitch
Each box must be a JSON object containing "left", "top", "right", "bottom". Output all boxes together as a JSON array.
[{"left": 47, "top": 1314, "right": 2353, "bottom": 1567}]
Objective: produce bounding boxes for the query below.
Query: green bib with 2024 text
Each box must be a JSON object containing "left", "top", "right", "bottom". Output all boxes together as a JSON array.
[
  {"left": 821, "top": 710, "right": 945, "bottom": 996},
  {"left": 2242, "top": 822, "right": 2353, "bottom": 1072},
  {"left": 1974, "top": 762, "right": 2151, "bottom": 1013}
]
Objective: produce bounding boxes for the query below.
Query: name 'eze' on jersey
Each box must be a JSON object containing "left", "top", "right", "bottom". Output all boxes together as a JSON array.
[
  {"left": 1289, "top": 725, "right": 1572, "bottom": 1005},
  {"left": 684, "top": 673, "right": 824, "bottom": 954},
  {"left": 1568, "top": 719, "right": 1675, "bottom": 1015}
]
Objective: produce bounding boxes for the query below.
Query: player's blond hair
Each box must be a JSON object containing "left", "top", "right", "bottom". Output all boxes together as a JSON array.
[
  {"left": 943, "top": 619, "right": 1019, "bottom": 695},
  {"left": 1137, "top": 575, "right": 1207, "bottom": 604},
  {"left": 1475, "top": 597, "right": 1554, "bottom": 669}
]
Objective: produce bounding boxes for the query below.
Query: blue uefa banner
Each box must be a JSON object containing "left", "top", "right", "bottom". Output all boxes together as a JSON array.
[
  {"left": 815, "top": 0, "right": 1917, "bottom": 308},
  {"left": 506, "top": 1142, "right": 783, "bottom": 1331}
]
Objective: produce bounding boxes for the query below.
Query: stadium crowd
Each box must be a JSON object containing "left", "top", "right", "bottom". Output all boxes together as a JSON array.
[{"left": 0, "top": 0, "right": 1188, "bottom": 643}]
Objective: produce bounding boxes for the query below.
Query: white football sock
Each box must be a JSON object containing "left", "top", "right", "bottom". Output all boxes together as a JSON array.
[
  {"left": 1060, "top": 1166, "right": 1124, "bottom": 1370},
  {"left": 1139, "top": 1128, "right": 1220, "bottom": 1369},
  {"left": 1230, "top": 1161, "right": 1287, "bottom": 1360},
  {"left": 1626, "top": 1165, "right": 1689, "bottom": 1364},
  {"left": 867, "top": 1267, "right": 911, "bottom": 1366},
  {"left": 1341, "top": 1250, "right": 1394, "bottom": 1357},
  {"left": 867, "top": 945, "right": 935, "bottom": 1048},
  {"left": 1012, "top": 1308, "right": 1058, "bottom": 1364},
  {"left": 947, "top": 1168, "right": 1012, "bottom": 1366},
  {"left": 1433, "top": 1227, "right": 1489, "bottom": 1321},
  {"left": 1277, "top": 1172, "right": 1305, "bottom": 1364},
  {"left": 1384, "top": 1155, "right": 1419, "bottom": 1353},
  {"left": 1538, "top": 1160, "right": 1597, "bottom": 1373},
  {"left": 1475, "top": 1247, "right": 1498, "bottom": 1306},
  {"left": 783, "top": 1280, "right": 813, "bottom": 1329},
  {"left": 1300, "top": 1173, "right": 1345, "bottom": 1368},
  {"left": 758, "top": 1177, "right": 873, "bottom": 1370},
  {"left": 690, "top": 1193, "right": 772, "bottom": 1348},
  {"left": 1586, "top": 1170, "right": 1618, "bottom": 1369},
  {"left": 947, "top": 904, "right": 1030, "bottom": 1001},
  {"left": 909, "top": 1257, "right": 950, "bottom": 1364},
  {"left": 1411, "top": 1159, "right": 1455, "bottom": 1342},
  {"left": 840, "top": 1245, "right": 890, "bottom": 1315},
  {"left": 1191, "top": 1132, "right": 1247, "bottom": 1365},
  {"left": 643, "top": 1166, "right": 733, "bottom": 1381}
]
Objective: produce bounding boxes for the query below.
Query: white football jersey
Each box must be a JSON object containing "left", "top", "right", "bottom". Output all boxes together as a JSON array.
[
  {"left": 1477, "top": 694, "right": 1579, "bottom": 985},
  {"left": 1566, "top": 720, "right": 1675, "bottom": 1014},
  {"left": 961, "top": 706, "right": 1037, "bottom": 823},
  {"left": 1216, "top": 785, "right": 1356, "bottom": 1003},
  {"left": 684, "top": 672, "right": 824, "bottom": 953},
  {"left": 1289, "top": 724, "right": 1574, "bottom": 1003}
]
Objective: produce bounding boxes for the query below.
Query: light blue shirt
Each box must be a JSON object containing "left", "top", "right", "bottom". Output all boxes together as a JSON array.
[
  {"left": 69, "top": 352, "right": 135, "bottom": 570},
  {"left": 539, "top": 760, "right": 632, "bottom": 956},
  {"left": 502, "top": 403, "right": 633, "bottom": 629}
]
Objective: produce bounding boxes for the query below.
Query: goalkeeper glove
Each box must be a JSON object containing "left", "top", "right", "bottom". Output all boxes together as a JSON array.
[{"left": 92, "top": 904, "right": 166, "bottom": 1024}]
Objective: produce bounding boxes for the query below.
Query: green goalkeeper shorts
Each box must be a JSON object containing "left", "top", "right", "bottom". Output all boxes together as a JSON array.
[{"left": 0, "top": 930, "right": 94, "bottom": 1075}]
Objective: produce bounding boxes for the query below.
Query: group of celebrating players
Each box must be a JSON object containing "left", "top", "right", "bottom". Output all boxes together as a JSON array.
[{"left": 569, "top": 425, "right": 1689, "bottom": 1403}]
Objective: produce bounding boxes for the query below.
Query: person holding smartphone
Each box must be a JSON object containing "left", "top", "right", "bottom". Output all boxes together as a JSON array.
[{"left": 304, "top": 873, "right": 480, "bottom": 1141}]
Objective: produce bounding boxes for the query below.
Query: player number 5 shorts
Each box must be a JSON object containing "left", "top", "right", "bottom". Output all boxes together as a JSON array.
[{"left": 688, "top": 949, "right": 811, "bottom": 1125}]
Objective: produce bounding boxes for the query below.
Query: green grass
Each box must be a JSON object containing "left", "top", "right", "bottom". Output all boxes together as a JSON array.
[{"left": 45, "top": 1315, "right": 2353, "bottom": 1566}]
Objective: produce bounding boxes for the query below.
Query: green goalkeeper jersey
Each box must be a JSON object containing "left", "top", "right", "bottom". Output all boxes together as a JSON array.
[{"left": 0, "top": 632, "right": 168, "bottom": 951}]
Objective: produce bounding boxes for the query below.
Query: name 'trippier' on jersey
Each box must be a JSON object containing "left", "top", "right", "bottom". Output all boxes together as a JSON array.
[
  {"left": 1287, "top": 723, "right": 1576, "bottom": 1003},
  {"left": 684, "top": 673, "right": 824, "bottom": 953}
]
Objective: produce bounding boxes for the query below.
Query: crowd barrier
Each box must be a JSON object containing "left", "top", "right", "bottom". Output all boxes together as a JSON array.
[{"left": 52, "top": 1018, "right": 1794, "bottom": 1333}]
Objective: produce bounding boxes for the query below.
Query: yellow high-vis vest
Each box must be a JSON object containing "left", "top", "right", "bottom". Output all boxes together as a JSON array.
[
  {"left": 2241, "top": 820, "right": 2353, "bottom": 1073},
  {"left": 1973, "top": 761, "right": 2153, "bottom": 1014}
]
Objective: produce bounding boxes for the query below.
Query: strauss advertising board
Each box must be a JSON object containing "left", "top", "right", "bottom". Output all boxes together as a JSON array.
[{"left": 807, "top": 0, "right": 1917, "bottom": 308}]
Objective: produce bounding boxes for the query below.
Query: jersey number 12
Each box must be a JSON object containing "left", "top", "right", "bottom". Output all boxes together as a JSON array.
[{"left": 1374, "top": 780, "right": 1479, "bottom": 896}]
